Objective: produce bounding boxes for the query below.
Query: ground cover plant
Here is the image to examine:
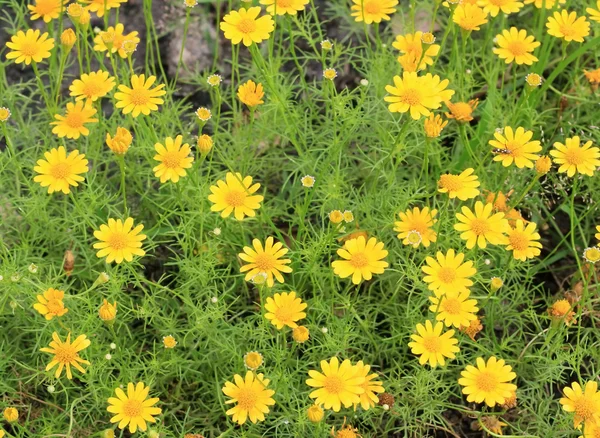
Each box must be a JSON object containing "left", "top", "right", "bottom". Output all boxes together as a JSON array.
[{"left": 1, "top": 0, "right": 600, "bottom": 435}]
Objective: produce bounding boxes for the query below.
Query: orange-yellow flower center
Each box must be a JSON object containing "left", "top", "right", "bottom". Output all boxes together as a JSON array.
[
  {"left": 237, "top": 18, "right": 257, "bottom": 34},
  {"left": 564, "top": 148, "right": 585, "bottom": 165},
  {"left": 20, "top": 42, "right": 40, "bottom": 57},
  {"left": 324, "top": 375, "right": 344, "bottom": 394},
  {"left": 423, "top": 335, "right": 442, "bottom": 352},
  {"left": 51, "top": 162, "right": 71, "bottom": 179},
  {"left": 54, "top": 343, "right": 77, "bottom": 364},
  {"left": 350, "top": 253, "right": 369, "bottom": 268},
  {"left": 400, "top": 88, "right": 421, "bottom": 106},
  {"left": 437, "top": 267, "right": 456, "bottom": 284},
  {"left": 475, "top": 371, "right": 498, "bottom": 392},
  {"left": 559, "top": 24, "right": 575, "bottom": 38},
  {"left": 470, "top": 218, "right": 490, "bottom": 235},
  {"left": 254, "top": 253, "right": 276, "bottom": 270},
  {"left": 489, "top": 0, "right": 509, "bottom": 6},
  {"left": 507, "top": 41, "right": 527, "bottom": 56},
  {"left": 65, "top": 111, "right": 84, "bottom": 128},
  {"left": 35, "top": 0, "right": 59, "bottom": 15},
  {"left": 508, "top": 231, "right": 528, "bottom": 251},
  {"left": 46, "top": 299, "right": 64, "bottom": 315},
  {"left": 438, "top": 174, "right": 463, "bottom": 192},
  {"left": 441, "top": 297, "right": 461, "bottom": 314},
  {"left": 277, "top": 0, "right": 292, "bottom": 7},
  {"left": 161, "top": 152, "right": 182, "bottom": 169},
  {"left": 123, "top": 399, "right": 143, "bottom": 418},
  {"left": 108, "top": 232, "right": 128, "bottom": 250},
  {"left": 274, "top": 306, "right": 294, "bottom": 324},
  {"left": 82, "top": 82, "right": 102, "bottom": 97},
  {"left": 236, "top": 388, "right": 259, "bottom": 409},
  {"left": 574, "top": 396, "right": 596, "bottom": 422},
  {"left": 225, "top": 190, "right": 246, "bottom": 207},
  {"left": 129, "top": 88, "right": 150, "bottom": 105},
  {"left": 449, "top": 102, "right": 472, "bottom": 119},
  {"left": 363, "top": 0, "right": 381, "bottom": 14}
]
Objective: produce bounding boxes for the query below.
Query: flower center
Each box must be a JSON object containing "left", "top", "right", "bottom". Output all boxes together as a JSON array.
[
  {"left": 400, "top": 88, "right": 421, "bottom": 106},
  {"left": 564, "top": 148, "right": 585, "bottom": 165},
  {"left": 108, "top": 233, "right": 128, "bottom": 250},
  {"left": 441, "top": 297, "right": 461, "bottom": 315},
  {"left": 475, "top": 371, "right": 498, "bottom": 392},
  {"left": 438, "top": 267, "right": 456, "bottom": 284},
  {"left": 46, "top": 299, "right": 64, "bottom": 315},
  {"left": 20, "top": 42, "right": 39, "bottom": 57},
  {"left": 123, "top": 399, "right": 143, "bottom": 418},
  {"left": 350, "top": 253, "right": 369, "bottom": 268},
  {"left": 363, "top": 0, "right": 381, "bottom": 14},
  {"left": 274, "top": 306, "right": 294, "bottom": 324},
  {"left": 508, "top": 231, "right": 528, "bottom": 251},
  {"left": 438, "top": 174, "right": 463, "bottom": 192},
  {"left": 574, "top": 397, "right": 597, "bottom": 421},
  {"left": 423, "top": 335, "right": 442, "bottom": 353},
  {"left": 161, "top": 152, "right": 182, "bottom": 169},
  {"left": 35, "top": 0, "right": 58, "bottom": 14},
  {"left": 237, "top": 18, "right": 257, "bottom": 34},
  {"left": 129, "top": 88, "right": 150, "bottom": 106},
  {"left": 489, "top": 0, "right": 509, "bottom": 5},
  {"left": 51, "top": 162, "right": 71, "bottom": 179},
  {"left": 225, "top": 190, "right": 246, "bottom": 207},
  {"left": 507, "top": 41, "right": 527, "bottom": 56},
  {"left": 450, "top": 103, "right": 472, "bottom": 118},
  {"left": 254, "top": 253, "right": 276, "bottom": 271},
  {"left": 66, "top": 111, "right": 84, "bottom": 128},
  {"left": 237, "top": 388, "right": 259, "bottom": 409},
  {"left": 470, "top": 218, "right": 490, "bottom": 235},
  {"left": 83, "top": 82, "right": 102, "bottom": 97},
  {"left": 54, "top": 344, "right": 77, "bottom": 364},
  {"left": 277, "top": 0, "right": 292, "bottom": 7},
  {"left": 559, "top": 25, "right": 575, "bottom": 38},
  {"left": 324, "top": 376, "right": 344, "bottom": 394}
]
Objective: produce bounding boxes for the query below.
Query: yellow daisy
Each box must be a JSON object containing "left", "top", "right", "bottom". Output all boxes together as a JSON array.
[
  {"left": 504, "top": 220, "right": 542, "bottom": 261},
  {"left": 259, "top": 0, "right": 308, "bottom": 15},
  {"left": 220, "top": 7, "right": 275, "bottom": 46},
  {"left": 106, "top": 127, "right": 133, "bottom": 155},
  {"left": 93, "top": 24, "right": 140, "bottom": 58},
  {"left": 546, "top": 11, "right": 590, "bottom": 43},
  {"left": 93, "top": 217, "right": 147, "bottom": 264},
  {"left": 306, "top": 357, "right": 365, "bottom": 411},
  {"left": 422, "top": 249, "right": 477, "bottom": 297},
  {"left": 222, "top": 371, "right": 276, "bottom": 425},
  {"left": 264, "top": 291, "right": 307, "bottom": 329},
  {"left": 408, "top": 320, "right": 459, "bottom": 367},
  {"left": 40, "top": 332, "right": 91, "bottom": 379},
  {"left": 394, "top": 206, "right": 438, "bottom": 248},
  {"left": 429, "top": 290, "right": 479, "bottom": 328},
  {"left": 107, "top": 382, "right": 161, "bottom": 433},
  {"left": 33, "top": 146, "right": 89, "bottom": 195},
  {"left": 438, "top": 168, "right": 480, "bottom": 200},
  {"left": 445, "top": 99, "right": 478, "bottom": 123},
  {"left": 152, "top": 135, "right": 194, "bottom": 184},
  {"left": 550, "top": 136, "right": 600, "bottom": 177},
  {"left": 353, "top": 361, "right": 385, "bottom": 410},
  {"left": 424, "top": 113, "right": 448, "bottom": 138},
  {"left": 114, "top": 74, "right": 166, "bottom": 118},
  {"left": 588, "top": 1, "right": 600, "bottom": 22},
  {"left": 582, "top": 423, "right": 600, "bottom": 438},
  {"left": 51, "top": 101, "right": 98, "bottom": 139},
  {"left": 392, "top": 31, "right": 440, "bottom": 72},
  {"left": 28, "top": 0, "right": 68, "bottom": 22},
  {"left": 384, "top": 72, "right": 455, "bottom": 120},
  {"left": 490, "top": 126, "right": 542, "bottom": 168},
  {"left": 238, "top": 237, "right": 293, "bottom": 287},
  {"left": 80, "top": 0, "right": 127, "bottom": 17},
  {"left": 208, "top": 172, "right": 264, "bottom": 220},
  {"left": 493, "top": 28, "right": 540, "bottom": 65},
  {"left": 332, "top": 235, "right": 389, "bottom": 285},
  {"left": 560, "top": 381, "right": 600, "bottom": 428},
  {"left": 238, "top": 80, "right": 265, "bottom": 107},
  {"left": 350, "top": 0, "right": 398, "bottom": 23},
  {"left": 454, "top": 201, "right": 509, "bottom": 249},
  {"left": 585, "top": 69, "right": 600, "bottom": 87},
  {"left": 452, "top": 4, "right": 488, "bottom": 31},
  {"left": 458, "top": 357, "right": 517, "bottom": 407},
  {"left": 33, "top": 288, "right": 68, "bottom": 320},
  {"left": 478, "top": 0, "right": 523, "bottom": 16},
  {"left": 69, "top": 70, "right": 116, "bottom": 103},
  {"left": 6, "top": 29, "right": 55, "bottom": 65}
]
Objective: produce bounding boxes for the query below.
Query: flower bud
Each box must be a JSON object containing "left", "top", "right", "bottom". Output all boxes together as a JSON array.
[
  {"left": 292, "top": 326, "right": 309, "bottom": 343},
  {"left": 61, "top": 28, "right": 77, "bottom": 48},
  {"left": 197, "top": 134, "right": 213, "bottom": 155},
  {"left": 106, "top": 127, "right": 133, "bottom": 155},
  {"left": 306, "top": 404, "right": 324, "bottom": 423},
  {"left": 99, "top": 299, "right": 117, "bottom": 322},
  {"left": 535, "top": 155, "right": 551, "bottom": 175}
]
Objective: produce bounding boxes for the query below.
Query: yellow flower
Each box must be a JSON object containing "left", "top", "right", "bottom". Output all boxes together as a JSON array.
[
  {"left": 60, "top": 29, "right": 77, "bottom": 48},
  {"left": 445, "top": 99, "right": 478, "bottom": 123},
  {"left": 163, "top": 335, "right": 177, "bottom": 348},
  {"left": 306, "top": 404, "right": 324, "bottom": 422},
  {"left": 292, "top": 326, "right": 310, "bottom": 343},
  {"left": 535, "top": 155, "right": 551, "bottom": 174},
  {"left": 93, "top": 24, "right": 140, "bottom": 58},
  {"left": 458, "top": 357, "right": 517, "bottom": 407},
  {"left": 115, "top": 74, "right": 166, "bottom": 117},
  {"left": 394, "top": 206, "right": 438, "bottom": 248},
  {"left": 332, "top": 235, "right": 389, "bottom": 285},
  {"left": 546, "top": 10, "right": 590, "bottom": 43},
  {"left": 343, "top": 210, "right": 354, "bottom": 223},
  {"left": 264, "top": 291, "right": 307, "bottom": 329},
  {"left": 524, "top": 0, "right": 564, "bottom": 8},
  {"left": 392, "top": 32, "right": 440, "bottom": 72},
  {"left": 107, "top": 382, "right": 162, "bottom": 433},
  {"left": 195, "top": 107, "right": 212, "bottom": 121},
  {"left": 208, "top": 172, "right": 264, "bottom": 220},
  {"left": 33, "top": 288, "right": 68, "bottom": 320},
  {"left": 504, "top": 220, "right": 542, "bottom": 261},
  {"left": 321, "top": 39, "right": 333, "bottom": 50},
  {"left": 33, "top": 146, "right": 89, "bottom": 194},
  {"left": 582, "top": 422, "right": 600, "bottom": 438},
  {"left": 80, "top": 0, "right": 127, "bottom": 17},
  {"left": 207, "top": 74, "right": 223, "bottom": 86},
  {"left": 3, "top": 408, "right": 18, "bottom": 423},
  {"left": 329, "top": 210, "right": 344, "bottom": 224},
  {"left": 40, "top": 332, "right": 91, "bottom": 379},
  {"left": 479, "top": 417, "right": 508, "bottom": 435},
  {"left": 350, "top": 0, "right": 398, "bottom": 23},
  {"left": 301, "top": 175, "right": 315, "bottom": 187},
  {"left": 438, "top": 168, "right": 480, "bottom": 200},
  {"left": 237, "top": 80, "right": 265, "bottom": 107},
  {"left": 461, "top": 317, "right": 483, "bottom": 340},
  {"left": 478, "top": 0, "right": 522, "bottom": 16},
  {"left": 260, "top": 0, "right": 308, "bottom": 15},
  {"left": 489, "top": 126, "right": 542, "bottom": 168},
  {"left": 385, "top": 72, "right": 455, "bottom": 120},
  {"left": 548, "top": 299, "right": 576, "bottom": 325},
  {"left": 422, "top": 249, "right": 477, "bottom": 297},
  {"left": 69, "top": 70, "right": 115, "bottom": 103},
  {"left": 424, "top": 114, "right": 448, "bottom": 138},
  {"left": 244, "top": 351, "right": 263, "bottom": 369},
  {"left": 588, "top": 1, "right": 600, "bottom": 22},
  {"left": 238, "top": 237, "right": 293, "bottom": 287},
  {"left": 99, "top": 299, "right": 117, "bottom": 321},
  {"left": 454, "top": 201, "right": 509, "bottom": 249},
  {"left": 6, "top": 29, "right": 55, "bottom": 65},
  {"left": 353, "top": 361, "right": 385, "bottom": 410},
  {"left": 0, "top": 107, "right": 11, "bottom": 122},
  {"left": 584, "top": 247, "right": 600, "bottom": 264},
  {"left": 28, "top": 0, "right": 68, "bottom": 22},
  {"left": 152, "top": 135, "right": 194, "bottom": 184},
  {"left": 106, "top": 127, "right": 133, "bottom": 155},
  {"left": 306, "top": 357, "right": 365, "bottom": 411},
  {"left": 408, "top": 320, "right": 459, "bottom": 367},
  {"left": 585, "top": 69, "right": 600, "bottom": 86},
  {"left": 93, "top": 217, "right": 147, "bottom": 264},
  {"left": 560, "top": 381, "right": 600, "bottom": 428},
  {"left": 67, "top": 3, "right": 83, "bottom": 18},
  {"left": 220, "top": 7, "right": 275, "bottom": 46},
  {"left": 51, "top": 101, "right": 98, "bottom": 139},
  {"left": 525, "top": 73, "right": 543, "bottom": 87},
  {"left": 493, "top": 27, "right": 540, "bottom": 65},
  {"left": 323, "top": 68, "right": 338, "bottom": 80},
  {"left": 490, "top": 277, "right": 503, "bottom": 291},
  {"left": 550, "top": 136, "right": 600, "bottom": 177},
  {"left": 222, "top": 371, "right": 276, "bottom": 424},
  {"left": 197, "top": 134, "right": 213, "bottom": 155},
  {"left": 429, "top": 290, "right": 479, "bottom": 328},
  {"left": 452, "top": 4, "right": 488, "bottom": 31}
]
